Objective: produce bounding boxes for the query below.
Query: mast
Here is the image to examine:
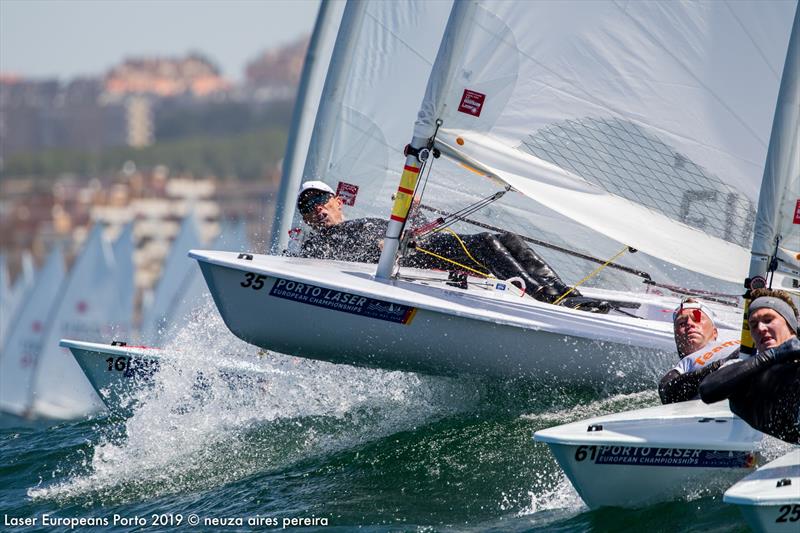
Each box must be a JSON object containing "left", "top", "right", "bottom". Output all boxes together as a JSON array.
[
  {"left": 302, "top": 0, "right": 368, "bottom": 185},
  {"left": 740, "top": 4, "right": 799, "bottom": 353},
  {"left": 376, "top": 0, "right": 478, "bottom": 279},
  {"left": 269, "top": 0, "right": 343, "bottom": 253}
]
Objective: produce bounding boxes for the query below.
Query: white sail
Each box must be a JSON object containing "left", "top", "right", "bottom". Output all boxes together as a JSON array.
[
  {"left": 140, "top": 212, "right": 203, "bottom": 343},
  {"left": 110, "top": 222, "right": 136, "bottom": 339},
  {"left": 409, "top": 0, "right": 795, "bottom": 284},
  {"left": 300, "top": 0, "right": 453, "bottom": 225},
  {"left": 749, "top": 6, "right": 799, "bottom": 282},
  {"left": 0, "top": 254, "right": 10, "bottom": 346},
  {"left": 0, "top": 251, "right": 35, "bottom": 346},
  {"left": 162, "top": 219, "right": 251, "bottom": 344},
  {"left": 32, "top": 225, "right": 112, "bottom": 419},
  {"left": 270, "top": 0, "right": 344, "bottom": 252},
  {"left": 0, "top": 246, "right": 64, "bottom": 417}
]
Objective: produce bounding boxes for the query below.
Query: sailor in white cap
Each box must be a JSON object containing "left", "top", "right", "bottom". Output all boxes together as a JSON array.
[
  {"left": 294, "top": 180, "right": 612, "bottom": 312},
  {"left": 658, "top": 298, "right": 740, "bottom": 404}
]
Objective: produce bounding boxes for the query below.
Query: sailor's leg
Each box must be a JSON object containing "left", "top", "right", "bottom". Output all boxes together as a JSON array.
[
  {"left": 496, "top": 232, "right": 610, "bottom": 313},
  {"left": 496, "top": 232, "right": 575, "bottom": 300},
  {"left": 462, "top": 233, "right": 553, "bottom": 299}
]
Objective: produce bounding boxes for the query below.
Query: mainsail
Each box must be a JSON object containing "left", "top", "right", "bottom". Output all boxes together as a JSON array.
[
  {"left": 390, "top": 0, "right": 796, "bottom": 285},
  {"left": 270, "top": 0, "right": 344, "bottom": 252},
  {"left": 298, "top": 0, "right": 453, "bottom": 227},
  {"left": 749, "top": 5, "right": 800, "bottom": 282},
  {"left": 162, "top": 218, "right": 251, "bottom": 345}
]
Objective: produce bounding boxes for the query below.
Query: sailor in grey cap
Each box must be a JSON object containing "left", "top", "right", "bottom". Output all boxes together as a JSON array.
[{"left": 700, "top": 288, "right": 800, "bottom": 444}]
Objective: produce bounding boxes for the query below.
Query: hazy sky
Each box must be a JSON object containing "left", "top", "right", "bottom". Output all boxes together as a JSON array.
[{"left": 0, "top": 0, "right": 321, "bottom": 82}]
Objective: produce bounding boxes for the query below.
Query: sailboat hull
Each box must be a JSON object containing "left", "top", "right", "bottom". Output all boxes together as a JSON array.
[
  {"left": 534, "top": 400, "right": 764, "bottom": 508},
  {"left": 61, "top": 339, "right": 162, "bottom": 415},
  {"left": 191, "top": 250, "right": 691, "bottom": 382},
  {"left": 63, "top": 339, "right": 287, "bottom": 416},
  {"left": 724, "top": 449, "right": 800, "bottom": 533}
]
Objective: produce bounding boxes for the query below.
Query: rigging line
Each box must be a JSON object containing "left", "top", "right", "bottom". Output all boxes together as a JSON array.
[
  {"left": 411, "top": 245, "right": 492, "bottom": 278},
  {"left": 417, "top": 203, "right": 651, "bottom": 280},
  {"left": 431, "top": 227, "right": 491, "bottom": 274},
  {"left": 419, "top": 190, "right": 509, "bottom": 236},
  {"left": 553, "top": 246, "right": 630, "bottom": 306},
  {"left": 424, "top": 199, "right": 740, "bottom": 306}
]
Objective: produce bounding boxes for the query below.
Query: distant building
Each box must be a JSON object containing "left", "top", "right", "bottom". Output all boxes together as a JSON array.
[
  {"left": 105, "top": 53, "right": 231, "bottom": 98},
  {"left": 245, "top": 37, "right": 308, "bottom": 100},
  {"left": 125, "top": 96, "right": 154, "bottom": 148}
]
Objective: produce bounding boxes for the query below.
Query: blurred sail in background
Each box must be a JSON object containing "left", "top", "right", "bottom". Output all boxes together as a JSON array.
[
  {"left": 0, "top": 245, "right": 64, "bottom": 424},
  {"left": 110, "top": 222, "right": 136, "bottom": 340},
  {"left": 156, "top": 217, "right": 251, "bottom": 346},
  {"left": 0, "top": 251, "right": 35, "bottom": 346},
  {"left": 140, "top": 212, "right": 203, "bottom": 343}
]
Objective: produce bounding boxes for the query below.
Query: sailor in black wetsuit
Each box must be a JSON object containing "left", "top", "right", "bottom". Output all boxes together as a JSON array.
[
  {"left": 658, "top": 298, "right": 740, "bottom": 404},
  {"left": 699, "top": 289, "right": 800, "bottom": 444},
  {"left": 295, "top": 181, "right": 608, "bottom": 311}
]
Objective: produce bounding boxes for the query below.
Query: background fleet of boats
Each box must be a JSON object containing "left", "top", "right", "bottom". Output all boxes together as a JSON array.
[{"left": 0, "top": 213, "right": 251, "bottom": 425}]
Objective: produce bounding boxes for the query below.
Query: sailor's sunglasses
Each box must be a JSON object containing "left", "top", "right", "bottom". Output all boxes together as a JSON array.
[
  {"left": 673, "top": 299, "right": 703, "bottom": 323},
  {"left": 298, "top": 191, "right": 334, "bottom": 216}
]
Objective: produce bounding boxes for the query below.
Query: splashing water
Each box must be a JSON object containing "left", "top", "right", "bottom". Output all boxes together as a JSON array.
[{"left": 30, "top": 299, "right": 484, "bottom": 504}]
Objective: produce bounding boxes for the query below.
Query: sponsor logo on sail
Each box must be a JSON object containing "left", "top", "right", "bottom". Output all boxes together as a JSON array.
[
  {"left": 458, "top": 89, "right": 486, "bottom": 117},
  {"left": 336, "top": 182, "right": 359, "bottom": 206}
]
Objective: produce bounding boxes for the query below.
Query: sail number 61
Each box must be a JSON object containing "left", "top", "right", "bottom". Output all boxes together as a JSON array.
[{"left": 574, "top": 445, "right": 598, "bottom": 461}]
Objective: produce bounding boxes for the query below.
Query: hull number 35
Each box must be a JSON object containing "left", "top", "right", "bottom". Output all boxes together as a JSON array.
[{"left": 241, "top": 272, "right": 266, "bottom": 290}]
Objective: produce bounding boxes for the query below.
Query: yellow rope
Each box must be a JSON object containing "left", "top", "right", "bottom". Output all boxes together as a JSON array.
[
  {"left": 553, "top": 246, "right": 630, "bottom": 306},
  {"left": 413, "top": 245, "right": 492, "bottom": 278},
  {"left": 434, "top": 227, "right": 491, "bottom": 274}
]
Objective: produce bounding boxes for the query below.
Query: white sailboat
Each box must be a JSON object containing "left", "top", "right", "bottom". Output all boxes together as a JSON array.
[
  {"left": 60, "top": 337, "right": 278, "bottom": 417},
  {"left": 724, "top": 449, "right": 800, "bottom": 533},
  {"left": 59, "top": 219, "right": 253, "bottom": 416},
  {"left": 535, "top": 0, "right": 799, "bottom": 511},
  {"left": 27, "top": 225, "right": 116, "bottom": 420},
  {"left": 533, "top": 400, "right": 765, "bottom": 508},
  {"left": 723, "top": 2, "right": 800, "bottom": 529},
  {"left": 191, "top": 0, "right": 794, "bottom": 380},
  {"left": 0, "top": 246, "right": 64, "bottom": 426}
]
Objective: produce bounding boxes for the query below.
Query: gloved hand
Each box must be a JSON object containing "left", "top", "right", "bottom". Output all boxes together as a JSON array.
[{"left": 756, "top": 336, "right": 800, "bottom": 365}]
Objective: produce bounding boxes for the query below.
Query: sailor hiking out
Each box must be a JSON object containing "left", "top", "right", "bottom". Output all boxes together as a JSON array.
[
  {"left": 295, "top": 181, "right": 610, "bottom": 312},
  {"left": 700, "top": 289, "right": 800, "bottom": 444},
  {"left": 658, "top": 298, "right": 740, "bottom": 404}
]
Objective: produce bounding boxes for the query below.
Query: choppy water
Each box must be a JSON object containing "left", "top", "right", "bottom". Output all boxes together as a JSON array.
[{"left": 0, "top": 305, "right": 781, "bottom": 532}]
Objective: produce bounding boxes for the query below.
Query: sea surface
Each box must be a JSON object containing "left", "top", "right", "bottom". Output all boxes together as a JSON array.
[{"left": 0, "top": 306, "right": 788, "bottom": 532}]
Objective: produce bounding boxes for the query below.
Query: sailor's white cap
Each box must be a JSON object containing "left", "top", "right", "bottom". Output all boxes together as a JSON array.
[
  {"left": 299, "top": 180, "right": 335, "bottom": 196},
  {"left": 672, "top": 298, "right": 716, "bottom": 324}
]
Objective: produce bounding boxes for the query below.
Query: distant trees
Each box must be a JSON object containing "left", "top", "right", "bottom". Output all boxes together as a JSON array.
[
  {"left": 1, "top": 128, "right": 287, "bottom": 181},
  {"left": 1, "top": 99, "right": 294, "bottom": 181}
]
